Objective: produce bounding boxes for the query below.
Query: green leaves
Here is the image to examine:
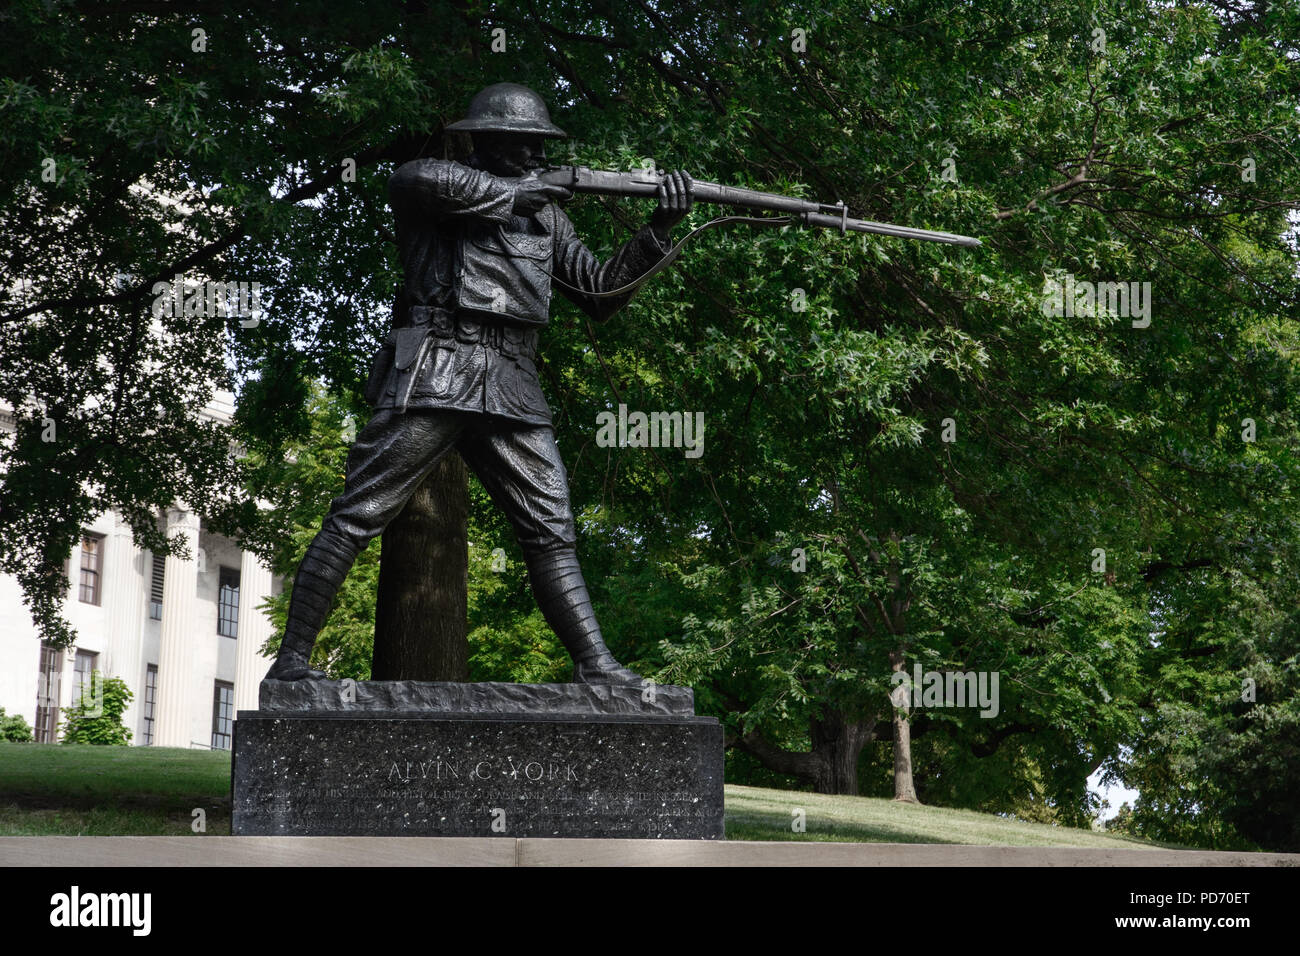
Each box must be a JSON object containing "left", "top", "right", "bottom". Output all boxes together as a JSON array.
[
  {"left": 59, "top": 674, "right": 134, "bottom": 746},
  {"left": 0, "top": 0, "right": 1296, "bottom": 844}
]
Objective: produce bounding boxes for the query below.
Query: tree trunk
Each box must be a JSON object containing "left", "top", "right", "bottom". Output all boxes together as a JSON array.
[
  {"left": 733, "top": 708, "right": 876, "bottom": 795},
  {"left": 890, "top": 648, "right": 920, "bottom": 803},
  {"left": 371, "top": 453, "right": 469, "bottom": 681},
  {"left": 810, "top": 709, "right": 876, "bottom": 795}
]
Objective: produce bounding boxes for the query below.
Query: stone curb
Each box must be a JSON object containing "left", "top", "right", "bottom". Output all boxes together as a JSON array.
[{"left": 1, "top": 837, "right": 1296, "bottom": 867}]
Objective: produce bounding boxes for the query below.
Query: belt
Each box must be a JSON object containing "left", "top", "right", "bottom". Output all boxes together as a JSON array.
[
  {"left": 408, "top": 303, "right": 453, "bottom": 331},
  {"left": 409, "top": 304, "right": 537, "bottom": 360}
]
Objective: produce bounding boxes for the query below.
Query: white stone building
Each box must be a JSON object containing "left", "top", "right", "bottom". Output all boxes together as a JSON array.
[{"left": 0, "top": 391, "right": 279, "bottom": 748}]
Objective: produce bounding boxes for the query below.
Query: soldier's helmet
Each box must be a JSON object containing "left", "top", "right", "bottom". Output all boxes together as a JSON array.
[{"left": 445, "top": 83, "right": 567, "bottom": 138}]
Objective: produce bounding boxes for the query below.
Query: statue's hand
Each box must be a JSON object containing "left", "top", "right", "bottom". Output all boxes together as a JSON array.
[
  {"left": 512, "top": 172, "right": 572, "bottom": 216},
  {"left": 650, "top": 170, "right": 694, "bottom": 244}
]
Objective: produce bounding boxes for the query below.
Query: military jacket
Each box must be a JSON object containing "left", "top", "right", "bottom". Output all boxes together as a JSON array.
[{"left": 369, "top": 158, "right": 670, "bottom": 426}]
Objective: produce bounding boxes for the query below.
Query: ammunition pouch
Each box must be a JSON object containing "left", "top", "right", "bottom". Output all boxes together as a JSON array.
[
  {"left": 464, "top": 319, "right": 538, "bottom": 361},
  {"left": 437, "top": 304, "right": 539, "bottom": 362},
  {"left": 385, "top": 305, "right": 455, "bottom": 413},
  {"left": 374, "top": 305, "right": 541, "bottom": 414},
  {"left": 363, "top": 342, "right": 394, "bottom": 407}
]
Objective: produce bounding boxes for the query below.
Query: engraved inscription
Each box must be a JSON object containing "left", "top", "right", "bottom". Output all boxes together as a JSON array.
[{"left": 385, "top": 754, "right": 582, "bottom": 784}]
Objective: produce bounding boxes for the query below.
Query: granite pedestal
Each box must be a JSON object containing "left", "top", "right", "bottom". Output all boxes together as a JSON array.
[{"left": 232, "top": 680, "right": 724, "bottom": 839}]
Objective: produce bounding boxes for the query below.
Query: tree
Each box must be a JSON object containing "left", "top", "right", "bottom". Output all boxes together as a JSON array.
[
  {"left": 371, "top": 458, "right": 471, "bottom": 681},
  {"left": 0, "top": 708, "right": 34, "bottom": 743},
  {"left": 558, "top": 0, "right": 1300, "bottom": 824},
  {"left": 59, "top": 673, "right": 133, "bottom": 746},
  {"left": 3, "top": 0, "right": 1298, "bottom": 847},
  {"left": 244, "top": 384, "right": 382, "bottom": 678}
]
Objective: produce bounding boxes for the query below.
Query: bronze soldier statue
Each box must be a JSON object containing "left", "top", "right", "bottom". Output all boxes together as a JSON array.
[{"left": 266, "top": 82, "right": 694, "bottom": 684}]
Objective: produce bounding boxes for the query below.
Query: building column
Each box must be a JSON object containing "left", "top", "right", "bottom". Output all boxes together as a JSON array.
[
  {"left": 155, "top": 506, "right": 200, "bottom": 748},
  {"left": 103, "top": 514, "right": 146, "bottom": 737},
  {"left": 234, "top": 549, "right": 275, "bottom": 713}
]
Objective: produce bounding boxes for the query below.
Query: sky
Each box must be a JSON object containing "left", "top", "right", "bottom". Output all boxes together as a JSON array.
[{"left": 1089, "top": 768, "right": 1140, "bottom": 824}]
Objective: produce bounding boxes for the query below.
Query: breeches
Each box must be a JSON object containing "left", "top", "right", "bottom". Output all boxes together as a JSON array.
[{"left": 320, "top": 409, "right": 578, "bottom": 558}]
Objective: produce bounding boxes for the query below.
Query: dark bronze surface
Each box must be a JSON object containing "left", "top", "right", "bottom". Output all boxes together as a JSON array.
[{"left": 266, "top": 84, "right": 694, "bottom": 686}]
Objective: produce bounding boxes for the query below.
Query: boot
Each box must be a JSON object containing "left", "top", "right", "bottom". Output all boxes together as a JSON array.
[
  {"left": 265, "top": 534, "right": 353, "bottom": 681},
  {"left": 525, "top": 547, "right": 643, "bottom": 685}
]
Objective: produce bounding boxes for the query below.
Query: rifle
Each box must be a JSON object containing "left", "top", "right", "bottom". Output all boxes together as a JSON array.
[{"left": 539, "top": 165, "right": 982, "bottom": 249}]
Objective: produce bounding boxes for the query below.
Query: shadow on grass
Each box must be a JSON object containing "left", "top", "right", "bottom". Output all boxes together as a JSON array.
[
  {"left": 722, "top": 785, "right": 1187, "bottom": 849},
  {"left": 726, "top": 811, "right": 965, "bottom": 844},
  {"left": 0, "top": 803, "right": 231, "bottom": 836}
]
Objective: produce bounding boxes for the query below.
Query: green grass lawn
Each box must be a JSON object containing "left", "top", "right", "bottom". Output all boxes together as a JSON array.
[
  {"left": 725, "top": 785, "right": 1182, "bottom": 848},
  {"left": 0, "top": 742, "right": 1181, "bottom": 847},
  {"left": 0, "top": 742, "right": 231, "bottom": 835}
]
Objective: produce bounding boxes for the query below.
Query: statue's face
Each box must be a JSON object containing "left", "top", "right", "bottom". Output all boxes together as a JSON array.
[{"left": 472, "top": 132, "right": 547, "bottom": 177}]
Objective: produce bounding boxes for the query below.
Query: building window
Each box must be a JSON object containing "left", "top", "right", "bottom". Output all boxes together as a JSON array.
[
  {"left": 35, "top": 643, "right": 61, "bottom": 743},
  {"left": 72, "top": 650, "right": 99, "bottom": 707},
  {"left": 79, "top": 533, "right": 105, "bottom": 605},
  {"left": 142, "top": 664, "right": 158, "bottom": 746},
  {"left": 149, "top": 552, "right": 165, "bottom": 620},
  {"left": 211, "top": 681, "right": 234, "bottom": 750},
  {"left": 217, "top": 567, "right": 241, "bottom": 638}
]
